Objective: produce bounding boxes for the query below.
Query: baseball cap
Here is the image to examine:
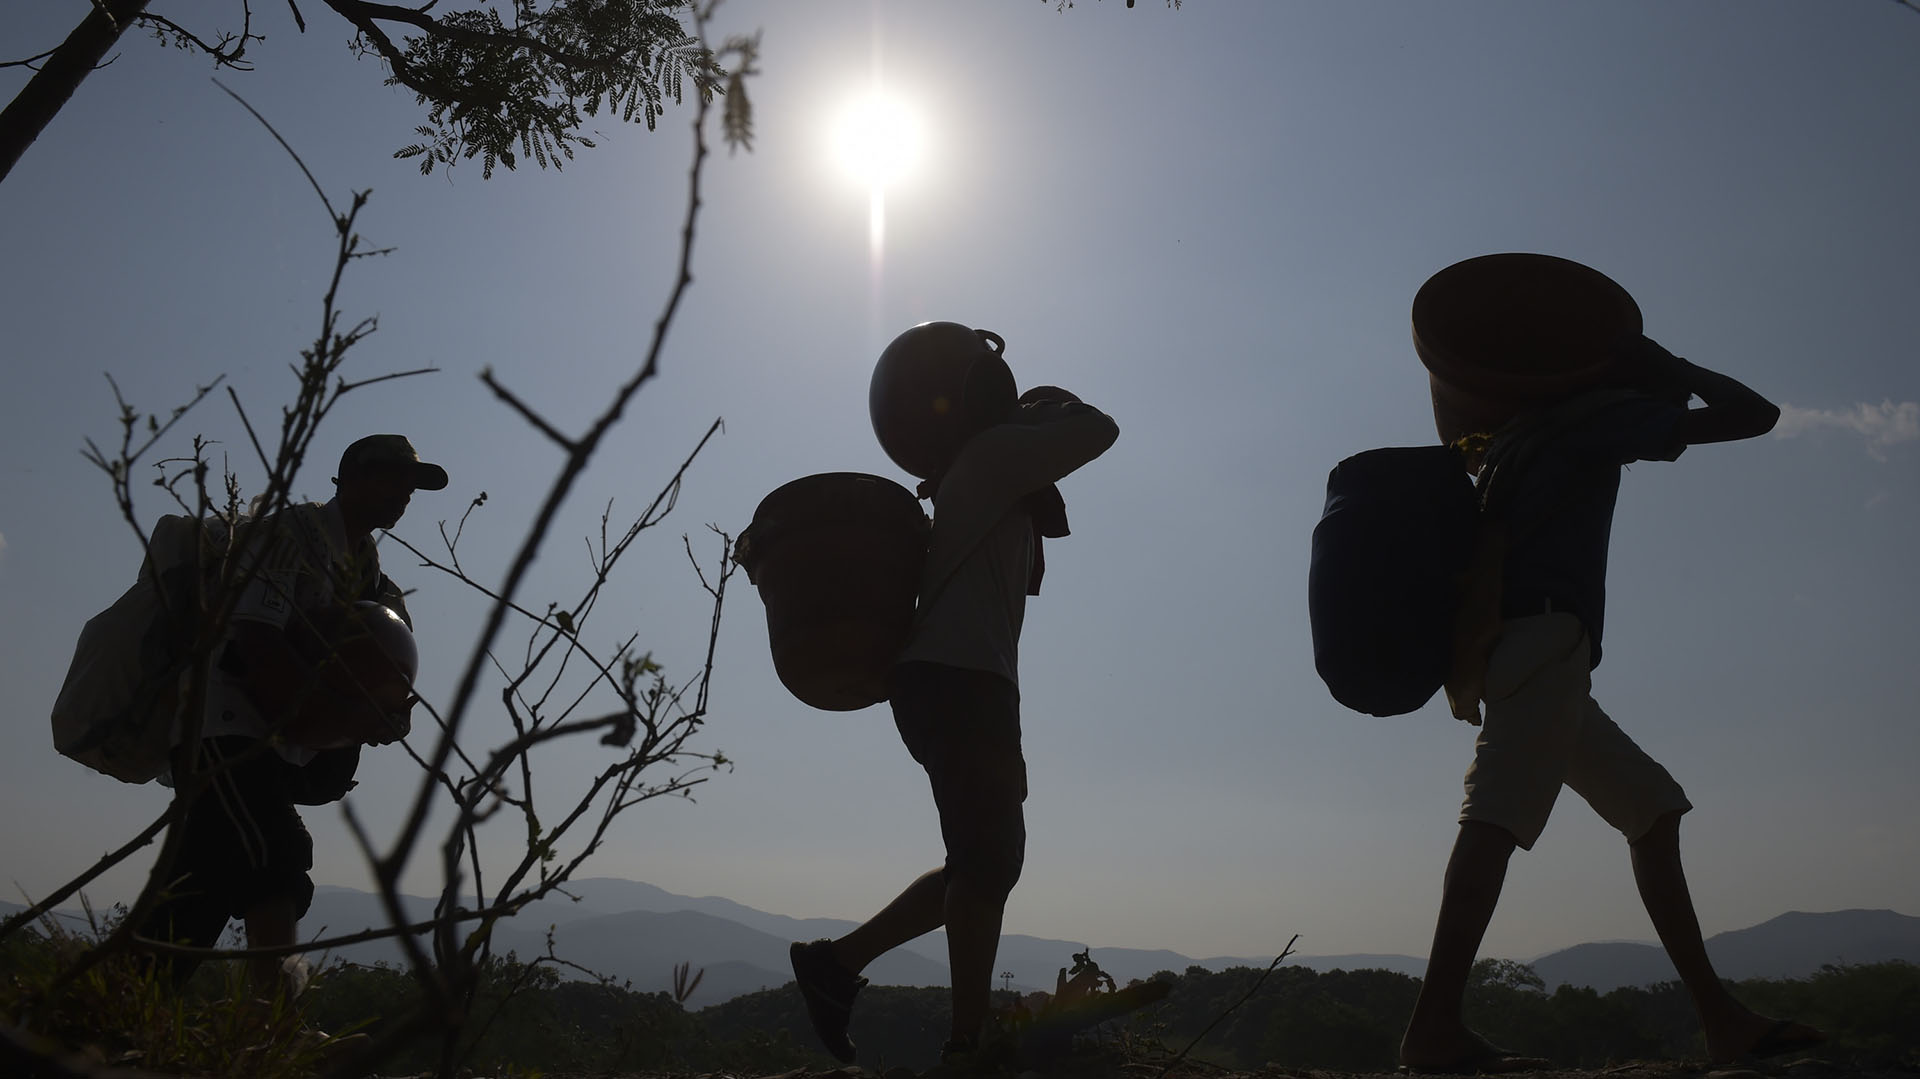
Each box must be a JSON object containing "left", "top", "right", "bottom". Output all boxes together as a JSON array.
[{"left": 337, "top": 434, "right": 449, "bottom": 491}]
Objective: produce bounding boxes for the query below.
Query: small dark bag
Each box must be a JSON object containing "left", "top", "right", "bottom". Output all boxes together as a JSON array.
[{"left": 286, "top": 745, "right": 362, "bottom": 805}]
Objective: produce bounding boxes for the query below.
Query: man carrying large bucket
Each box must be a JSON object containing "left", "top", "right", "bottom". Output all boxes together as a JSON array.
[
  {"left": 788, "top": 322, "right": 1118, "bottom": 1068},
  {"left": 1398, "top": 255, "right": 1822, "bottom": 1072}
]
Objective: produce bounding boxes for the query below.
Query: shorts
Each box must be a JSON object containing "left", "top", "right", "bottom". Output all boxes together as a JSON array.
[
  {"left": 888, "top": 662, "right": 1027, "bottom": 892},
  {"left": 150, "top": 738, "right": 317, "bottom": 935},
  {"left": 1460, "top": 613, "right": 1692, "bottom": 850}
]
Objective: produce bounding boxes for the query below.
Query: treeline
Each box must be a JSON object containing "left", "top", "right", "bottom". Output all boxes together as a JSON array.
[
  {"left": 1079, "top": 958, "right": 1918, "bottom": 1072},
  {"left": 303, "top": 961, "right": 958, "bottom": 1074},
  {"left": 7, "top": 923, "right": 1915, "bottom": 1076},
  {"left": 299, "top": 958, "right": 826, "bottom": 1076},
  {"left": 298, "top": 955, "right": 1920, "bottom": 1074}
]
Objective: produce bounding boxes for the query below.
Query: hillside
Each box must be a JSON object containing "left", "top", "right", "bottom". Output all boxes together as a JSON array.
[
  {"left": 290, "top": 881, "right": 1920, "bottom": 1001},
  {"left": 8, "top": 885, "right": 1917, "bottom": 1005},
  {"left": 1527, "top": 909, "right": 1920, "bottom": 992}
]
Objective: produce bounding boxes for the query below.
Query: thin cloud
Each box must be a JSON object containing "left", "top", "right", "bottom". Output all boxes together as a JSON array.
[{"left": 1774, "top": 400, "right": 1919, "bottom": 460}]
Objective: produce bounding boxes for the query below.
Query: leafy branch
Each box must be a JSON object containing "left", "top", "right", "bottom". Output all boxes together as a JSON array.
[{"left": 2, "top": 1, "right": 757, "bottom": 185}]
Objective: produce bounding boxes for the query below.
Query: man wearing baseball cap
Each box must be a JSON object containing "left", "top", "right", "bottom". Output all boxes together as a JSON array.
[
  {"left": 139, "top": 434, "right": 447, "bottom": 1007},
  {"left": 338, "top": 434, "right": 450, "bottom": 492}
]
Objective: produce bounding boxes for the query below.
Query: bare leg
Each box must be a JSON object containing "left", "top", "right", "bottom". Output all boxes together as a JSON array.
[
  {"left": 828, "top": 865, "right": 1007, "bottom": 1044},
  {"left": 242, "top": 897, "right": 298, "bottom": 1001},
  {"left": 1630, "top": 811, "right": 1821, "bottom": 1063},
  {"left": 943, "top": 871, "right": 1007, "bottom": 1043},
  {"left": 832, "top": 867, "right": 947, "bottom": 974},
  {"left": 1401, "top": 820, "right": 1524, "bottom": 1069}
]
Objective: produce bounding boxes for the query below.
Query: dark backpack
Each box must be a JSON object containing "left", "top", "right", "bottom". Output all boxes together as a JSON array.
[
  {"left": 1308, "top": 446, "right": 1478, "bottom": 717},
  {"left": 1308, "top": 391, "right": 1647, "bottom": 717},
  {"left": 52, "top": 514, "right": 240, "bottom": 782}
]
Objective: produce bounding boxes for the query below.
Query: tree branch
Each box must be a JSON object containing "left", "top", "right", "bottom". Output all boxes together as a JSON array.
[
  {"left": 0, "top": 0, "right": 152, "bottom": 184},
  {"left": 135, "top": 4, "right": 261, "bottom": 70},
  {"left": 378, "top": 19, "right": 726, "bottom": 885},
  {"left": 323, "top": 0, "right": 606, "bottom": 69},
  {"left": 0, "top": 47, "right": 64, "bottom": 71},
  {"left": 1156, "top": 935, "right": 1298, "bottom": 1078}
]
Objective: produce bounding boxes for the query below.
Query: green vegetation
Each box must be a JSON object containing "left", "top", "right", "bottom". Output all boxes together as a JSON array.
[
  {"left": 0, "top": 913, "right": 345, "bottom": 1078},
  {"left": 8, "top": 919, "right": 1916, "bottom": 1077},
  {"left": 1122, "top": 959, "right": 1920, "bottom": 1073},
  {"left": 1, "top": 1, "right": 756, "bottom": 185}
]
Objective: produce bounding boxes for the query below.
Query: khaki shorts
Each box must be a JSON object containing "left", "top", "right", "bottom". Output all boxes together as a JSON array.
[{"left": 1461, "top": 613, "right": 1692, "bottom": 850}]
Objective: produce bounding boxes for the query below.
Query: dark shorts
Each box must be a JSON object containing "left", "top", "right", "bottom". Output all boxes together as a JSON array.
[
  {"left": 152, "top": 738, "right": 318, "bottom": 937},
  {"left": 888, "top": 662, "right": 1027, "bottom": 892}
]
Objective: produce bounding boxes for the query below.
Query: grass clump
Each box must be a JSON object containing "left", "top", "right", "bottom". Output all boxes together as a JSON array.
[{"left": 1, "top": 905, "right": 354, "bottom": 1078}]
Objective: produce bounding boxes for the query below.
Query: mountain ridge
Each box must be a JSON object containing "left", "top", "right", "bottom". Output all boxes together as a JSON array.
[{"left": 6, "top": 886, "right": 1914, "bottom": 1004}]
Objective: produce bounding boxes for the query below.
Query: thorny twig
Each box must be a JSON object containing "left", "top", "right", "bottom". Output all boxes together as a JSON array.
[
  {"left": 139, "top": 3, "right": 261, "bottom": 69},
  {"left": 372, "top": 0, "right": 738, "bottom": 920},
  {"left": 1155, "top": 935, "right": 1299, "bottom": 1079},
  {"left": 346, "top": 10, "right": 750, "bottom": 1074}
]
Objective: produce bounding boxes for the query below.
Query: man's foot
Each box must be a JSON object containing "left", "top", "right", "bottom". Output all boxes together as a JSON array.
[
  {"left": 920, "top": 1034, "right": 1015, "bottom": 1078},
  {"left": 790, "top": 939, "right": 866, "bottom": 1063},
  {"left": 1400, "top": 1028, "right": 1551, "bottom": 1074},
  {"left": 278, "top": 955, "right": 313, "bottom": 1000},
  {"left": 1707, "top": 1013, "right": 1824, "bottom": 1065},
  {"left": 297, "top": 1026, "right": 373, "bottom": 1062}
]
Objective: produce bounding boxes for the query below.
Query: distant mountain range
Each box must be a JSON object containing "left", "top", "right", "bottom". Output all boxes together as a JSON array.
[
  {"left": 1525, "top": 908, "right": 1920, "bottom": 991},
  {"left": 6, "top": 881, "right": 1915, "bottom": 1007}
]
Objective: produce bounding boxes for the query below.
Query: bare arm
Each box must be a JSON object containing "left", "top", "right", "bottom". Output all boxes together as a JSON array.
[
  {"left": 961, "top": 404, "right": 1120, "bottom": 495},
  {"left": 1674, "top": 361, "right": 1780, "bottom": 445},
  {"left": 1624, "top": 336, "right": 1780, "bottom": 446},
  {"left": 916, "top": 402, "right": 1118, "bottom": 601}
]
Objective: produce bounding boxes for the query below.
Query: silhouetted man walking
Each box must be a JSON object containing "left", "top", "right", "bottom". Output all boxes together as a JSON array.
[
  {"left": 1399, "top": 341, "right": 1821, "bottom": 1072},
  {"left": 790, "top": 324, "right": 1118, "bottom": 1068}
]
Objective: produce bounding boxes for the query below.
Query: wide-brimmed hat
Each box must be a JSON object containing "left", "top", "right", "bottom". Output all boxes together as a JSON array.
[{"left": 337, "top": 434, "right": 449, "bottom": 491}]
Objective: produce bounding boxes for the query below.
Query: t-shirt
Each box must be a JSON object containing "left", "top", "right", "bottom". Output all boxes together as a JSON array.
[
  {"left": 198, "top": 500, "right": 384, "bottom": 762},
  {"left": 1496, "top": 396, "right": 1687, "bottom": 668},
  {"left": 899, "top": 403, "right": 1119, "bottom": 684}
]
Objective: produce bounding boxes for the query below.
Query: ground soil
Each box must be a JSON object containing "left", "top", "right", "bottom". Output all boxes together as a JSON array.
[{"left": 520, "top": 1056, "right": 1917, "bottom": 1079}]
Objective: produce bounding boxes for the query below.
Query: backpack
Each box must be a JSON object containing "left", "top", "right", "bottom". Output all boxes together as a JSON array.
[
  {"left": 51, "top": 513, "right": 238, "bottom": 783},
  {"left": 1308, "top": 446, "right": 1479, "bottom": 717},
  {"left": 1308, "top": 390, "right": 1650, "bottom": 717}
]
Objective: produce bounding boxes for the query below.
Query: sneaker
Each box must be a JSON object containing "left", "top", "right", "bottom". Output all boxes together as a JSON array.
[
  {"left": 924, "top": 1035, "right": 1014, "bottom": 1078},
  {"left": 298, "top": 1026, "right": 373, "bottom": 1062},
  {"left": 790, "top": 938, "right": 866, "bottom": 1063}
]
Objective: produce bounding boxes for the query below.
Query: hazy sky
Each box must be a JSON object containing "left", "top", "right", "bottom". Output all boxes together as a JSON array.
[{"left": 2, "top": 2, "right": 1916, "bottom": 972}]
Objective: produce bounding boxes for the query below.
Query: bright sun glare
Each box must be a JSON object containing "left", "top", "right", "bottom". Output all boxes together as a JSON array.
[{"left": 832, "top": 92, "right": 925, "bottom": 192}]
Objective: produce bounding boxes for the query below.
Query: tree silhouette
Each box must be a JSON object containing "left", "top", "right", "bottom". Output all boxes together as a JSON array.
[{"left": 0, "top": 0, "right": 755, "bottom": 185}]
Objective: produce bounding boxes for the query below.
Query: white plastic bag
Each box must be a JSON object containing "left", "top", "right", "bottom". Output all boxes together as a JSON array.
[{"left": 51, "top": 515, "right": 229, "bottom": 783}]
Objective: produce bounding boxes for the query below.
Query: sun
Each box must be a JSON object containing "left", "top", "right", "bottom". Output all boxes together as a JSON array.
[{"left": 831, "top": 91, "right": 925, "bottom": 192}]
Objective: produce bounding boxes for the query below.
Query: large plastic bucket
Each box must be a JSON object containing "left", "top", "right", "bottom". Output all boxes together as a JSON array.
[
  {"left": 737, "top": 473, "right": 929, "bottom": 711},
  {"left": 1413, "top": 253, "right": 1642, "bottom": 445}
]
